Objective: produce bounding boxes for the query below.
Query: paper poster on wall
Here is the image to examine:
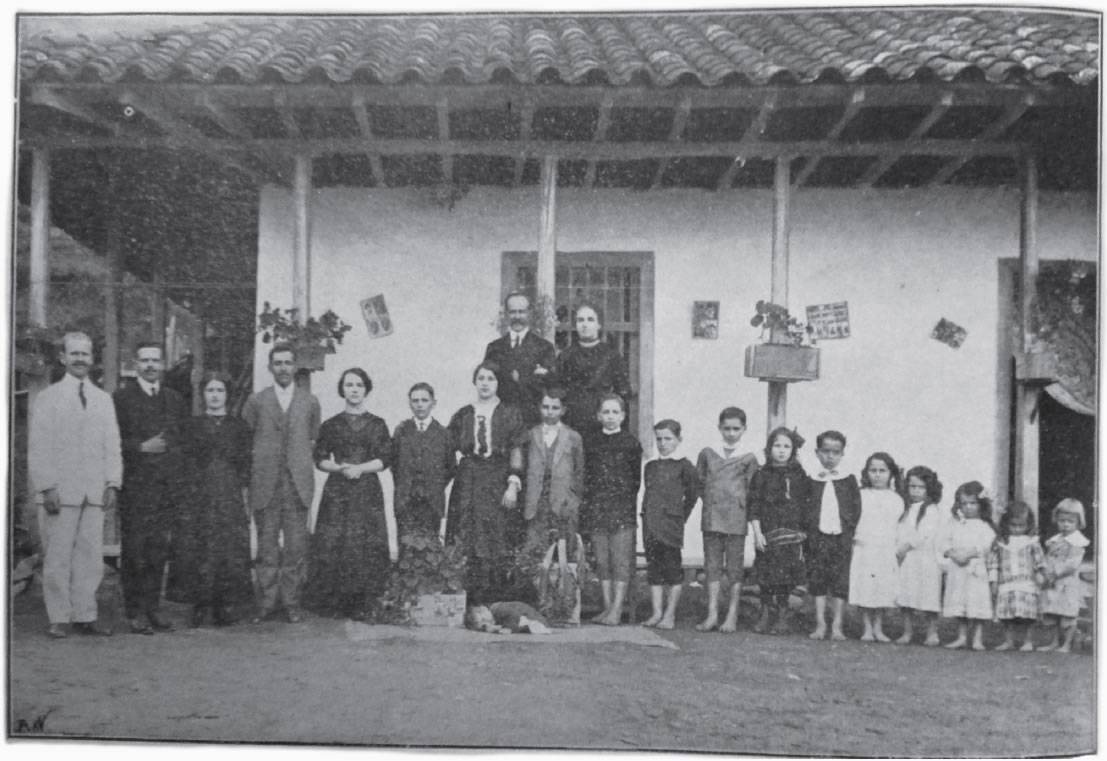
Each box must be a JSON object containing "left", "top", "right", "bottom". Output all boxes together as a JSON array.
[
  {"left": 360, "top": 294, "right": 393, "bottom": 338},
  {"left": 806, "top": 302, "right": 850, "bottom": 340},
  {"left": 692, "top": 301, "right": 719, "bottom": 339},
  {"left": 931, "top": 317, "right": 967, "bottom": 348}
]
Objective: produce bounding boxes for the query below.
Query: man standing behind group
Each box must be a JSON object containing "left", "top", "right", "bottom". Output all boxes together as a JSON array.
[
  {"left": 114, "top": 341, "right": 188, "bottom": 635},
  {"left": 30, "top": 332, "right": 122, "bottom": 638},
  {"left": 242, "top": 344, "right": 321, "bottom": 624},
  {"left": 484, "top": 292, "right": 556, "bottom": 427}
]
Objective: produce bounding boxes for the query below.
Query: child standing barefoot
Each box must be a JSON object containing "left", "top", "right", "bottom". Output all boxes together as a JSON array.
[
  {"left": 940, "top": 482, "right": 996, "bottom": 650},
  {"left": 1040, "top": 498, "right": 1090, "bottom": 653},
  {"left": 849, "top": 452, "right": 906, "bottom": 643},
  {"left": 987, "top": 500, "right": 1045, "bottom": 652},
  {"left": 640, "top": 420, "right": 700, "bottom": 629},
  {"left": 695, "top": 407, "right": 759, "bottom": 633},
  {"left": 582, "top": 394, "right": 643, "bottom": 626},
  {"left": 895, "top": 466, "right": 944, "bottom": 646},
  {"left": 748, "top": 428, "right": 810, "bottom": 635}
]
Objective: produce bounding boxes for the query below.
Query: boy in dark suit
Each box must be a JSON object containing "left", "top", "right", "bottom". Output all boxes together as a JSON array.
[
  {"left": 805, "top": 430, "right": 862, "bottom": 641},
  {"left": 391, "top": 382, "right": 456, "bottom": 543},
  {"left": 484, "top": 292, "right": 556, "bottom": 427}
]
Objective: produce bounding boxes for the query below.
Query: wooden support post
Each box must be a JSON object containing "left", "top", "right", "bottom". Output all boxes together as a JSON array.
[
  {"left": 767, "top": 156, "right": 791, "bottom": 431},
  {"left": 103, "top": 164, "right": 122, "bottom": 392},
  {"left": 29, "top": 150, "right": 50, "bottom": 329},
  {"left": 191, "top": 317, "right": 206, "bottom": 415},
  {"left": 292, "top": 154, "right": 312, "bottom": 320},
  {"left": 537, "top": 155, "right": 558, "bottom": 340},
  {"left": 1014, "top": 153, "right": 1040, "bottom": 517},
  {"left": 151, "top": 270, "right": 166, "bottom": 344}
]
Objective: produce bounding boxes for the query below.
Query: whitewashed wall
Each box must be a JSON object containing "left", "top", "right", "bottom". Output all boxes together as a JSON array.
[{"left": 255, "top": 185, "right": 1096, "bottom": 561}]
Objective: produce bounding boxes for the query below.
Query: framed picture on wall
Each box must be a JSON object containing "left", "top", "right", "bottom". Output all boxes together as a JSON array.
[
  {"left": 360, "top": 294, "right": 393, "bottom": 338},
  {"left": 693, "top": 301, "right": 719, "bottom": 339}
]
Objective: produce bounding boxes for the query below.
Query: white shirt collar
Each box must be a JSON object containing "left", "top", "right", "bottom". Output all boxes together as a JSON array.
[
  {"left": 413, "top": 416, "right": 435, "bottom": 428},
  {"left": 61, "top": 371, "right": 85, "bottom": 388},
  {"left": 714, "top": 442, "right": 751, "bottom": 459},
  {"left": 137, "top": 377, "right": 160, "bottom": 396},
  {"left": 509, "top": 328, "right": 529, "bottom": 343},
  {"left": 1061, "top": 531, "right": 1090, "bottom": 548},
  {"left": 812, "top": 467, "right": 844, "bottom": 482},
  {"left": 542, "top": 422, "right": 561, "bottom": 434}
]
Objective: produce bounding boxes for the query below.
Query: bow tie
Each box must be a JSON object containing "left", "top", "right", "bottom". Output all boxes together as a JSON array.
[{"left": 819, "top": 470, "right": 839, "bottom": 479}]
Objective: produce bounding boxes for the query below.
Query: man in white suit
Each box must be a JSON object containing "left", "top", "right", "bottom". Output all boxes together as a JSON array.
[{"left": 29, "top": 332, "right": 123, "bottom": 638}]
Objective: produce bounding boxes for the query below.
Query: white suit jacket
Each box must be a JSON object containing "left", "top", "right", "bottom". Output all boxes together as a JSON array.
[{"left": 29, "top": 372, "right": 123, "bottom": 507}]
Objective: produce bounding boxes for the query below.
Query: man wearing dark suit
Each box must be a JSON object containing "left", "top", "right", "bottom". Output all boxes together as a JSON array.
[
  {"left": 484, "top": 292, "right": 557, "bottom": 427},
  {"left": 113, "top": 341, "right": 188, "bottom": 635},
  {"left": 241, "top": 343, "right": 321, "bottom": 623},
  {"left": 30, "top": 332, "right": 122, "bottom": 638}
]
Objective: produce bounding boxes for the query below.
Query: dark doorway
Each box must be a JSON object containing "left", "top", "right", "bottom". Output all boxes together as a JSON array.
[{"left": 1038, "top": 391, "right": 1096, "bottom": 549}]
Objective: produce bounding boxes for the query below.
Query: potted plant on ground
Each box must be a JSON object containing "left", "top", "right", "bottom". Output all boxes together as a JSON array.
[
  {"left": 743, "top": 300, "right": 820, "bottom": 382},
  {"left": 256, "top": 303, "right": 352, "bottom": 371},
  {"left": 378, "top": 532, "right": 467, "bottom": 627}
]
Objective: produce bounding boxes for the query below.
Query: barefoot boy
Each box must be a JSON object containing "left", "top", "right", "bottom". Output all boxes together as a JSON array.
[
  {"left": 695, "top": 407, "right": 758, "bottom": 633},
  {"left": 805, "top": 430, "right": 861, "bottom": 641},
  {"left": 640, "top": 419, "right": 700, "bottom": 629}
]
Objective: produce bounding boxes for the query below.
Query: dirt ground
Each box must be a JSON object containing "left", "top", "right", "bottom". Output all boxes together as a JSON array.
[{"left": 8, "top": 568, "right": 1096, "bottom": 757}]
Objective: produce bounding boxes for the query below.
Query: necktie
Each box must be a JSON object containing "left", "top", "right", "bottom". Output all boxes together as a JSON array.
[
  {"left": 148, "top": 385, "right": 157, "bottom": 398},
  {"left": 78, "top": 381, "right": 87, "bottom": 409},
  {"left": 512, "top": 334, "right": 520, "bottom": 349},
  {"left": 819, "top": 470, "right": 839, "bottom": 479},
  {"left": 417, "top": 421, "right": 425, "bottom": 433},
  {"left": 477, "top": 415, "right": 488, "bottom": 456}
]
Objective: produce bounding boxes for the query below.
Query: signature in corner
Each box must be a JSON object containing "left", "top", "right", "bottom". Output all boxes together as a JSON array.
[{"left": 14, "top": 708, "right": 55, "bottom": 734}]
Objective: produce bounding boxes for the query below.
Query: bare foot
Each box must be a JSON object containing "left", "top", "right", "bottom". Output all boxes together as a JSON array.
[
  {"left": 1038, "top": 642, "right": 1058, "bottom": 652},
  {"left": 656, "top": 618, "right": 675, "bottom": 630},
  {"left": 1057, "top": 644, "right": 1072, "bottom": 654},
  {"left": 830, "top": 629, "right": 847, "bottom": 641},
  {"left": 720, "top": 617, "right": 738, "bottom": 634},
  {"left": 860, "top": 632, "right": 875, "bottom": 642},
  {"left": 971, "top": 640, "right": 986, "bottom": 651},
  {"left": 944, "top": 637, "right": 966, "bottom": 649},
  {"left": 874, "top": 631, "right": 891, "bottom": 643},
  {"left": 808, "top": 627, "right": 827, "bottom": 641},
  {"left": 894, "top": 634, "right": 912, "bottom": 645},
  {"left": 994, "top": 640, "right": 1013, "bottom": 651},
  {"left": 1019, "top": 641, "right": 1035, "bottom": 652},
  {"left": 591, "top": 609, "right": 610, "bottom": 624},
  {"left": 641, "top": 614, "right": 662, "bottom": 627},
  {"left": 924, "top": 634, "right": 941, "bottom": 647},
  {"left": 696, "top": 616, "right": 719, "bottom": 632},
  {"left": 598, "top": 611, "right": 622, "bottom": 626}
]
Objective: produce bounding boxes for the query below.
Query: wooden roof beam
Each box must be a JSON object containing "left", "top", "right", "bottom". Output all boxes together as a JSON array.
[
  {"left": 512, "top": 98, "right": 534, "bottom": 187},
  {"left": 859, "top": 91, "right": 956, "bottom": 188},
  {"left": 273, "top": 90, "right": 301, "bottom": 140},
  {"left": 117, "top": 90, "right": 264, "bottom": 184},
  {"left": 583, "top": 93, "right": 615, "bottom": 189},
  {"left": 650, "top": 93, "right": 692, "bottom": 189},
  {"left": 30, "top": 87, "right": 120, "bottom": 135},
  {"left": 351, "top": 94, "right": 386, "bottom": 187},
  {"left": 718, "top": 93, "right": 777, "bottom": 190},
  {"left": 202, "top": 93, "right": 289, "bottom": 184},
  {"left": 793, "top": 88, "right": 867, "bottom": 188},
  {"left": 437, "top": 95, "right": 453, "bottom": 185},
  {"left": 929, "top": 94, "right": 1035, "bottom": 186}
]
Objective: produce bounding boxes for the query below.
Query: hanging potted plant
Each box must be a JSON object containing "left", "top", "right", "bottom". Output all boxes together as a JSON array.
[
  {"left": 743, "top": 300, "right": 821, "bottom": 382},
  {"left": 256, "top": 302, "right": 352, "bottom": 371}
]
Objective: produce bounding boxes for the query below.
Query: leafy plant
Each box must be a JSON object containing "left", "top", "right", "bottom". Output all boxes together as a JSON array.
[
  {"left": 256, "top": 302, "right": 352, "bottom": 352},
  {"left": 378, "top": 531, "right": 467, "bottom": 624},
  {"left": 750, "top": 300, "right": 815, "bottom": 347}
]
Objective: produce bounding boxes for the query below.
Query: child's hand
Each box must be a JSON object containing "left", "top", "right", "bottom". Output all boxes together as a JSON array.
[
  {"left": 341, "top": 463, "right": 362, "bottom": 480},
  {"left": 753, "top": 531, "right": 766, "bottom": 552},
  {"left": 502, "top": 483, "right": 519, "bottom": 509}
]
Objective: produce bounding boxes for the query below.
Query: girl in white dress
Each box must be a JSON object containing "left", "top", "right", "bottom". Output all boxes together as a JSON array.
[
  {"left": 1040, "top": 498, "right": 1090, "bottom": 653},
  {"left": 895, "top": 466, "right": 944, "bottom": 646},
  {"left": 940, "top": 481, "right": 996, "bottom": 650},
  {"left": 849, "top": 452, "right": 906, "bottom": 643}
]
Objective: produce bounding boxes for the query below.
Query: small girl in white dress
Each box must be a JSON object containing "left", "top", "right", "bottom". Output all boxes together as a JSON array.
[
  {"left": 849, "top": 452, "right": 906, "bottom": 643},
  {"left": 895, "top": 466, "right": 945, "bottom": 646},
  {"left": 940, "top": 481, "right": 996, "bottom": 650},
  {"left": 1040, "top": 498, "right": 1090, "bottom": 653}
]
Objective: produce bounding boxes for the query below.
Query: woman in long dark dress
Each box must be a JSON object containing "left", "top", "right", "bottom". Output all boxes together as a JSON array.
[
  {"left": 445, "top": 360, "right": 527, "bottom": 607},
  {"left": 302, "top": 367, "right": 392, "bottom": 621},
  {"left": 554, "top": 302, "right": 633, "bottom": 434},
  {"left": 167, "top": 372, "right": 253, "bottom": 627}
]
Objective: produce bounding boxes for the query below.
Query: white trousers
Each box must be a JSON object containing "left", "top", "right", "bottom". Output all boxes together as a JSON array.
[{"left": 38, "top": 502, "right": 104, "bottom": 624}]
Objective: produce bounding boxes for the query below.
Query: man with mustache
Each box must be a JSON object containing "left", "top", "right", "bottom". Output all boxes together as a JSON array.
[
  {"left": 484, "top": 292, "right": 556, "bottom": 427},
  {"left": 29, "top": 332, "right": 122, "bottom": 638},
  {"left": 113, "top": 341, "right": 188, "bottom": 634},
  {"left": 241, "top": 343, "right": 321, "bottom": 624}
]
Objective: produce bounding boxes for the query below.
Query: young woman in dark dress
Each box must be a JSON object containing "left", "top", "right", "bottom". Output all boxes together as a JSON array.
[
  {"left": 302, "top": 367, "right": 392, "bottom": 621},
  {"left": 445, "top": 360, "right": 527, "bottom": 607},
  {"left": 167, "top": 372, "right": 253, "bottom": 627},
  {"left": 554, "top": 303, "right": 633, "bottom": 435}
]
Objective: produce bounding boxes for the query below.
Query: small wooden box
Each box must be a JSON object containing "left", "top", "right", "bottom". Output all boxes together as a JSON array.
[
  {"left": 408, "top": 593, "right": 467, "bottom": 627},
  {"left": 744, "top": 344, "right": 820, "bottom": 382}
]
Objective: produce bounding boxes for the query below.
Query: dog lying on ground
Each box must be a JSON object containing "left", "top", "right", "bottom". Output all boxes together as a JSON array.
[{"left": 464, "top": 602, "right": 552, "bottom": 634}]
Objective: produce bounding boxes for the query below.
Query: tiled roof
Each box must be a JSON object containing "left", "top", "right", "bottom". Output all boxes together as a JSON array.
[{"left": 20, "top": 10, "right": 1099, "bottom": 88}]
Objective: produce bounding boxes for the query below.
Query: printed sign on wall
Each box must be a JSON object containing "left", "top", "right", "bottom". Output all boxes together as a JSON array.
[
  {"left": 931, "top": 317, "right": 967, "bottom": 348},
  {"left": 360, "top": 294, "right": 393, "bottom": 338},
  {"left": 806, "top": 302, "right": 851, "bottom": 340},
  {"left": 692, "top": 301, "right": 719, "bottom": 339}
]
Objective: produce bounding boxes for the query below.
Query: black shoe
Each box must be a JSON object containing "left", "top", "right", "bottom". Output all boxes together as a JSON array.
[
  {"left": 47, "top": 623, "right": 68, "bottom": 639},
  {"left": 129, "top": 618, "right": 155, "bottom": 635},
  {"left": 249, "top": 608, "right": 273, "bottom": 624},
  {"left": 285, "top": 608, "right": 302, "bottom": 624},
  {"left": 72, "top": 620, "right": 113, "bottom": 637},
  {"left": 212, "top": 606, "right": 237, "bottom": 627},
  {"left": 753, "top": 607, "right": 773, "bottom": 635},
  {"left": 190, "top": 606, "right": 208, "bottom": 628},
  {"left": 147, "top": 611, "right": 174, "bottom": 631}
]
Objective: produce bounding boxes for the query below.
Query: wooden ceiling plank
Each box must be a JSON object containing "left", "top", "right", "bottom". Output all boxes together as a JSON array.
[
  {"left": 859, "top": 91, "right": 955, "bottom": 188},
  {"left": 793, "top": 88, "right": 867, "bottom": 187},
  {"left": 584, "top": 93, "right": 615, "bottom": 190},
  {"left": 651, "top": 93, "right": 692, "bottom": 189},
  {"left": 929, "top": 94, "right": 1035, "bottom": 186},
  {"left": 30, "top": 88, "right": 121, "bottom": 135},
  {"left": 512, "top": 98, "right": 535, "bottom": 188},
  {"left": 717, "top": 92, "right": 779, "bottom": 189},
  {"left": 437, "top": 95, "right": 453, "bottom": 184},
  {"left": 201, "top": 93, "right": 251, "bottom": 138},
  {"left": 272, "top": 90, "right": 302, "bottom": 140},
  {"left": 351, "top": 94, "right": 385, "bottom": 187}
]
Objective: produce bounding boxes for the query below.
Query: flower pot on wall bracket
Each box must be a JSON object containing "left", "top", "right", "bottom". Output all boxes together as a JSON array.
[
  {"left": 744, "top": 344, "right": 820, "bottom": 382},
  {"left": 1015, "top": 349, "right": 1055, "bottom": 385},
  {"left": 294, "top": 344, "right": 328, "bottom": 372}
]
